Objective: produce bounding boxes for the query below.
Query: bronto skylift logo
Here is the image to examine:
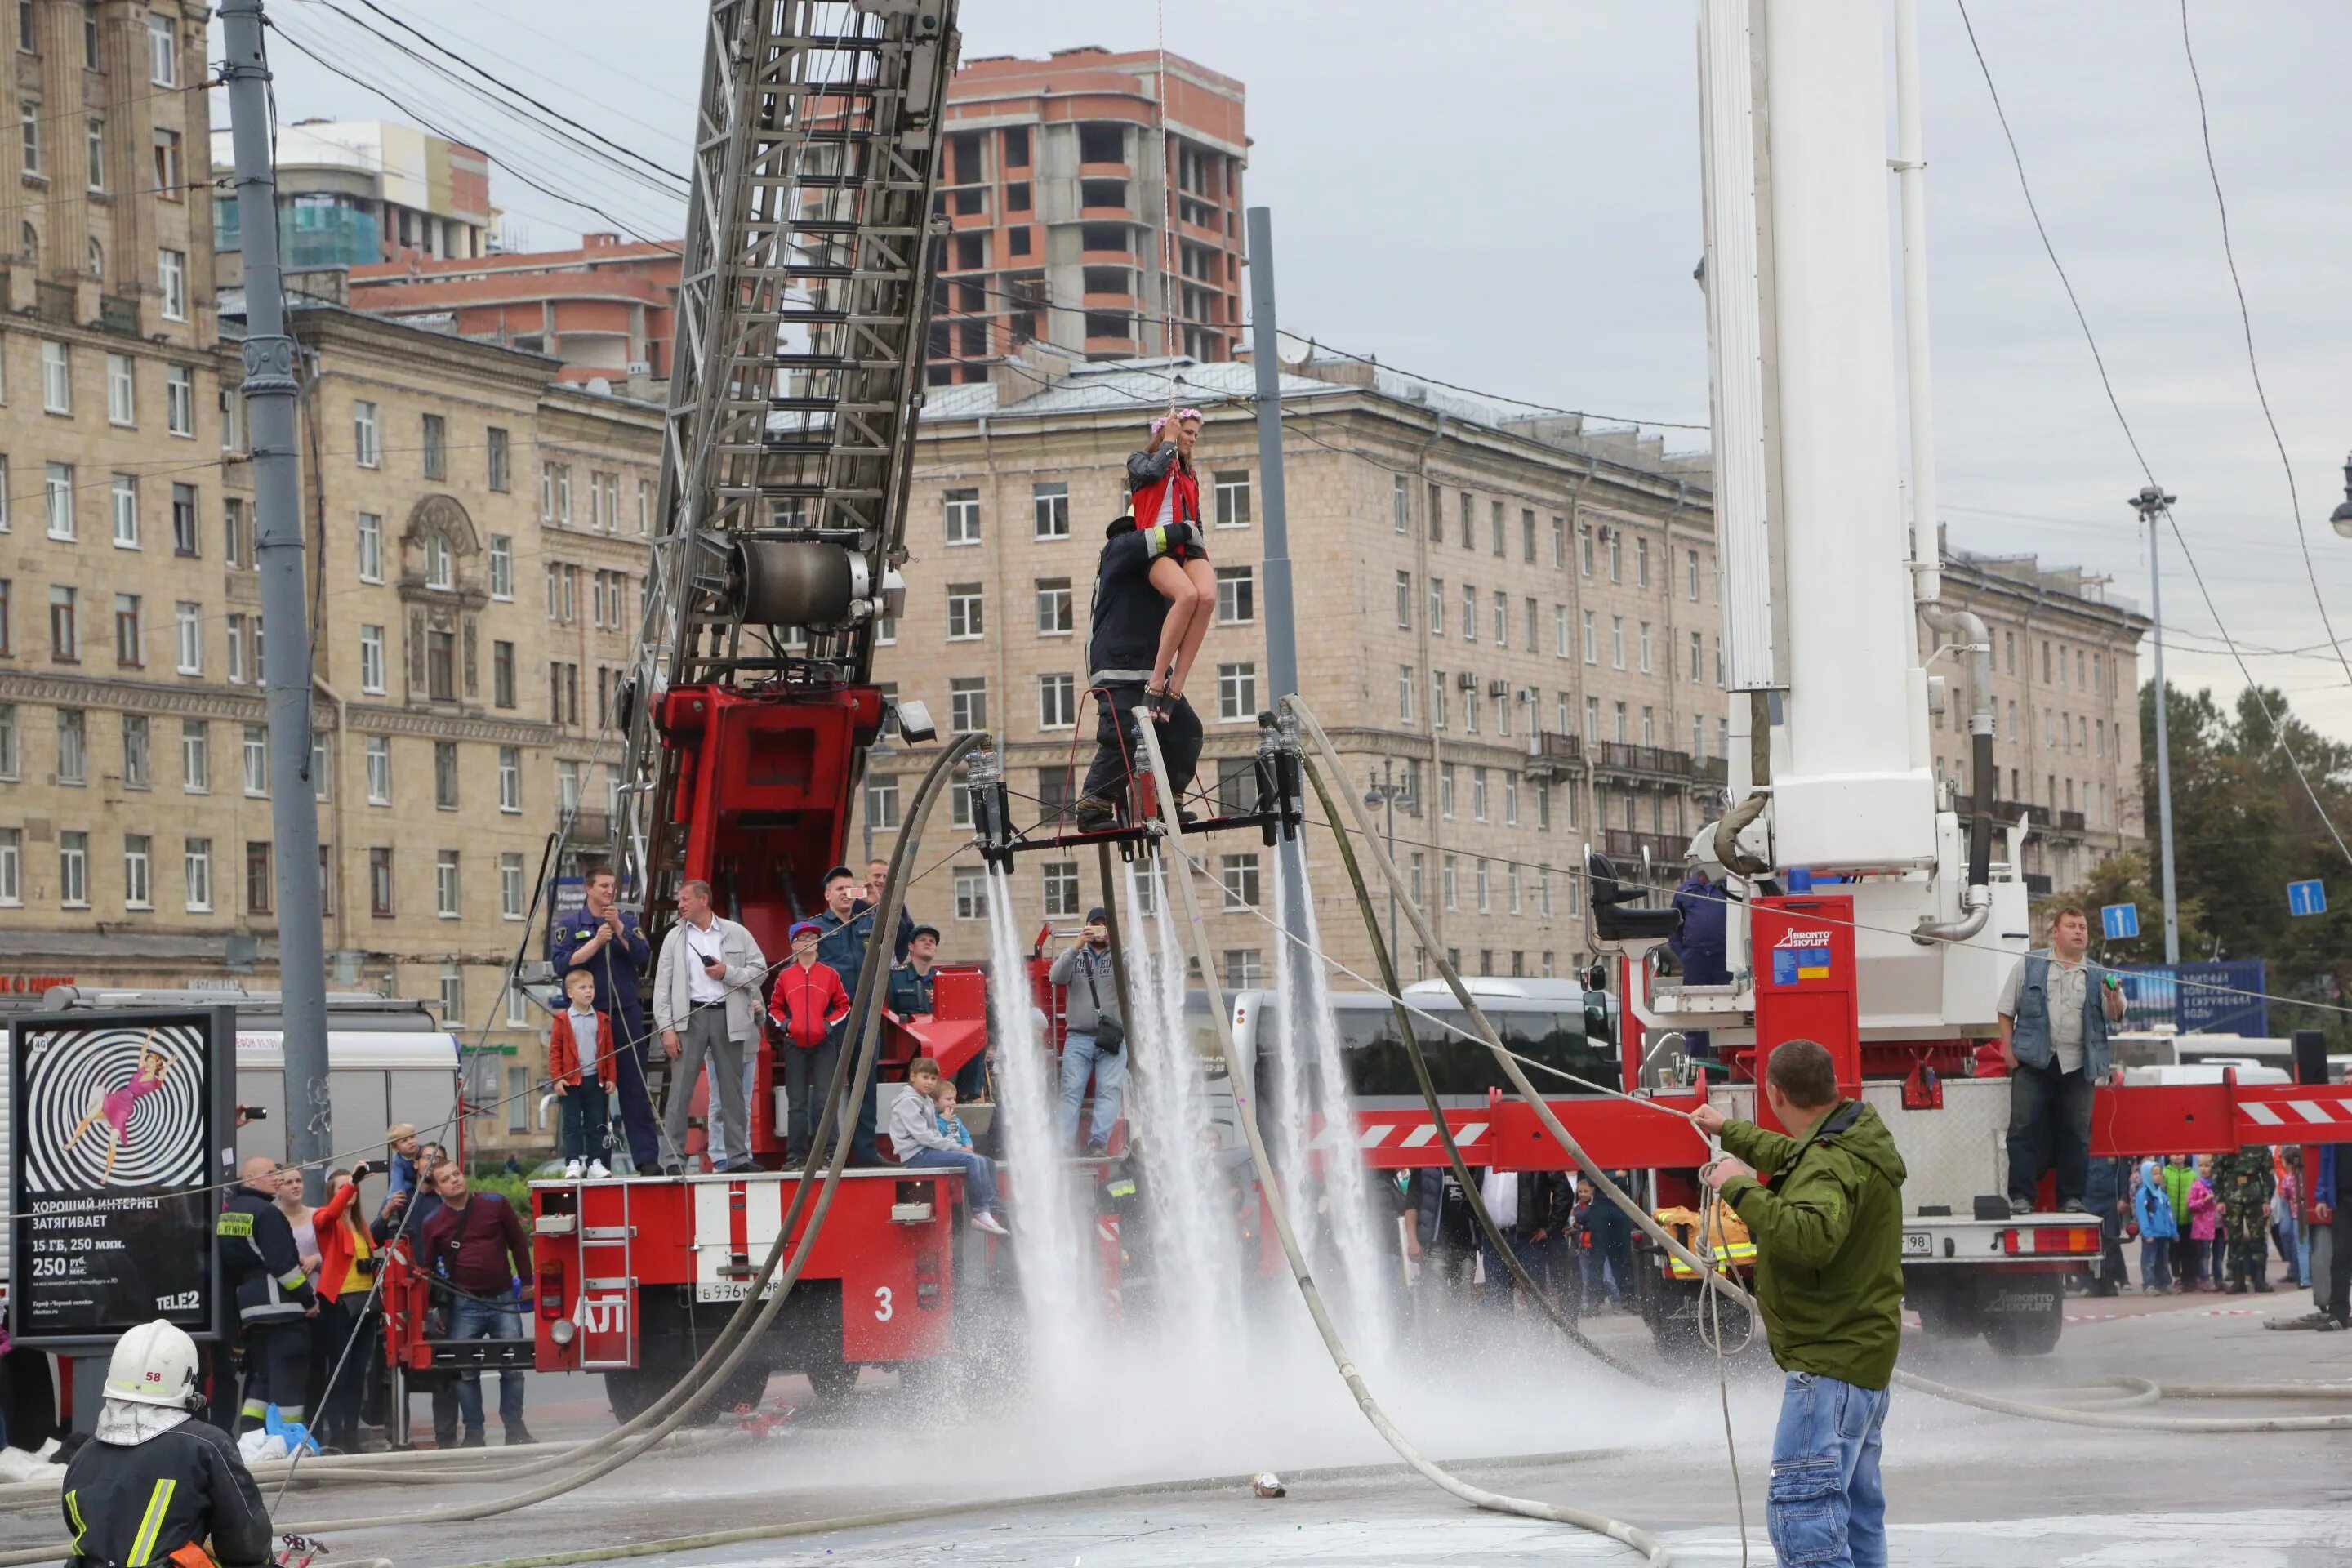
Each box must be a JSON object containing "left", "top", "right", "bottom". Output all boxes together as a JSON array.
[{"left": 1771, "top": 928, "right": 1834, "bottom": 985}]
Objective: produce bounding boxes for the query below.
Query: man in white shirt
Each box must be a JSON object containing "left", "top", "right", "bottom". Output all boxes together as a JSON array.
[{"left": 652, "top": 880, "right": 768, "bottom": 1174}]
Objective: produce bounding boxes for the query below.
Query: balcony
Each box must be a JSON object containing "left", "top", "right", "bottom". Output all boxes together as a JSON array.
[
  {"left": 1691, "top": 755, "right": 1728, "bottom": 786},
  {"left": 1524, "top": 731, "right": 1583, "bottom": 782},
  {"left": 1603, "top": 829, "right": 1685, "bottom": 871},
  {"left": 1956, "top": 800, "right": 2087, "bottom": 837},
  {"left": 1592, "top": 741, "right": 1695, "bottom": 782}
]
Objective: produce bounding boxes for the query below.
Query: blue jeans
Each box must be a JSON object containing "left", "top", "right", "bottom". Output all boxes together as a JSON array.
[
  {"left": 2139, "top": 1235, "right": 2172, "bottom": 1290},
  {"left": 448, "top": 1294, "right": 526, "bottom": 1432},
  {"left": 1055, "top": 1031, "right": 1126, "bottom": 1151},
  {"left": 1769, "top": 1370, "right": 1890, "bottom": 1568},
  {"left": 906, "top": 1147, "right": 998, "bottom": 1216}
]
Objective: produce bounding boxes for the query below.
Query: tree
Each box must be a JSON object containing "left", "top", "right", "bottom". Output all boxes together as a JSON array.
[{"left": 2067, "top": 681, "right": 2352, "bottom": 1045}]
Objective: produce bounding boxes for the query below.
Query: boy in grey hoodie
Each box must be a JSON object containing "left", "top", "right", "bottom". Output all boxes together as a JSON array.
[{"left": 888, "top": 1058, "right": 1009, "bottom": 1236}]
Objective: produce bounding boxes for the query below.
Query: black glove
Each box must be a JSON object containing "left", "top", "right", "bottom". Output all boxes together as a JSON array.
[{"left": 1156, "top": 520, "right": 1196, "bottom": 555}]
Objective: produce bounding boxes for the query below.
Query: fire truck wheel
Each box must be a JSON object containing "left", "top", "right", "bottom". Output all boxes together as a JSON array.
[
  {"left": 1979, "top": 1282, "right": 2065, "bottom": 1357},
  {"left": 806, "top": 1358, "right": 859, "bottom": 1401},
  {"left": 604, "top": 1366, "right": 670, "bottom": 1425},
  {"left": 1908, "top": 1274, "right": 1981, "bottom": 1339}
]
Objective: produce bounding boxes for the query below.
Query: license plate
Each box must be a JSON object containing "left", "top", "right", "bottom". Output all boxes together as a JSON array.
[
  {"left": 1902, "top": 1231, "right": 1932, "bottom": 1258},
  {"left": 693, "top": 1280, "right": 781, "bottom": 1303}
]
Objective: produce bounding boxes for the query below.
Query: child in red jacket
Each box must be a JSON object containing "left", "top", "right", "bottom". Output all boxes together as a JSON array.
[
  {"left": 550, "top": 967, "right": 618, "bottom": 1177},
  {"left": 769, "top": 920, "right": 852, "bottom": 1164}
]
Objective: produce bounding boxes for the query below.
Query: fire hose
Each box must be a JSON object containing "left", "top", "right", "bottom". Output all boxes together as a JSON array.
[
  {"left": 1133, "top": 715, "right": 1673, "bottom": 1565},
  {"left": 0, "top": 733, "right": 984, "bottom": 1563}
]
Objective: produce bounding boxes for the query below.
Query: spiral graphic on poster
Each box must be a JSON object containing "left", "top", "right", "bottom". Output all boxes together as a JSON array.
[{"left": 20, "top": 1022, "right": 207, "bottom": 1193}]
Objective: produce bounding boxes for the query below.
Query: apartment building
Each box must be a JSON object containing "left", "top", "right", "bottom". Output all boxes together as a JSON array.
[
  {"left": 856, "top": 351, "right": 1725, "bottom": 986},
  {"left": 930, "top": 46, "right": 1248, "bottom": 381},
  {"left": 209, "top": 117, "right": 493, "bottom": 283}
]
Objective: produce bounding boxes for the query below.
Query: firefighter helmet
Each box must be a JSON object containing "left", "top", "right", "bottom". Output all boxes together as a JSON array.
[{"left": 105, "top": 1319, "right": 203, "bottom": 1410}]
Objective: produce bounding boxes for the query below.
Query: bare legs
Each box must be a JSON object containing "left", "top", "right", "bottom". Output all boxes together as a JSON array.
[{"left": 1146, "top": 555, "right": 1217, "bottom": 710}]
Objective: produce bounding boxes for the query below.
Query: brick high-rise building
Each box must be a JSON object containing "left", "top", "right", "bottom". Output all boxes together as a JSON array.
[{"left": 929, "top": 46, "right": 1247, "bottom": 384}]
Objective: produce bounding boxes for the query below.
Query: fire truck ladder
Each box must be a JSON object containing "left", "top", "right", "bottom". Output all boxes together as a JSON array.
[{"left": 616, "top": 0, "right": 959, "bottom": 902}]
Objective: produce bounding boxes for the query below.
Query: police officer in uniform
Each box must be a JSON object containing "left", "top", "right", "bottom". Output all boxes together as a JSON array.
[
  {"left": 217, "top": 1156, "right": 315, "bottom": 1435},
  {"left": 63, "top": 1320, "right": 273, "bottom": 1568}
]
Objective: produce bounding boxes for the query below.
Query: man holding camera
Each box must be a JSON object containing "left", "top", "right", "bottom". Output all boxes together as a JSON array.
[{"left": 1049, "top": 907, "right": 1126, "bottom": 1156}]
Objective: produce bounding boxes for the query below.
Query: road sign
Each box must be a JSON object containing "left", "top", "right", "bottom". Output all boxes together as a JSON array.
[
  {"left": 2100, "top": 903, "right": 2140, "bottom": 941},
  {"left": 2288, "top": 879, "right": 2328, "bottom": 918}
]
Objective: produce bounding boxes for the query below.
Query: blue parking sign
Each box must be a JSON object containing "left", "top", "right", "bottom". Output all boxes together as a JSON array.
[
  {"left": 2100, "top": 903, "right": 2139, "bottom": 941},
  {"left": 2288, "top": 879, "right": 2328, "bottom": 918}
]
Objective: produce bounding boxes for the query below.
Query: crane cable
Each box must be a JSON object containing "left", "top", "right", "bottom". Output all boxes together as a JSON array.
[
  {"left": 1134, "top": 716, "right": 1671, "bottom": 1564},
  {"left": 1289, "top": 693, "right": 2352, "bottom": 1436}
]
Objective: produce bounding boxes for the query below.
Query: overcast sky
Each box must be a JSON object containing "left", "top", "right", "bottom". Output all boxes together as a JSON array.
[{"left": 239, "top": 1, "right": 2352, "bottom": 739}]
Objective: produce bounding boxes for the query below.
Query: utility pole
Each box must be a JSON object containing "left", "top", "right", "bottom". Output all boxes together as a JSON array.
[
  {"left": 2132, "top": 485, "right": 2181, "bottom": 964},
  {"left": 1248, "top": 207, "right": 1308, "bottom": 956},
  {"left": 222, "top": 0, "right": 333, "bottom": 1200}
]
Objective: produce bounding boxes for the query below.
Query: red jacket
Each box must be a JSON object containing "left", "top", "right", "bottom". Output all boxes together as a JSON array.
[
  {"left": 314, "top": 1180, "right": 375, "bottom": 1300},
  {"left": 1127, "top": 450, "right": 1203, "bottom": 548},
  {"left": 548, "top": 1008, "right": 618, "bottom": 1087},
  {"left": 769, "top": 960, "right": 851, "bottom": 1049}
]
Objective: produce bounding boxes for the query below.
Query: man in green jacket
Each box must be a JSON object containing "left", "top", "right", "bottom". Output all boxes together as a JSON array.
[{"left": 1694, "top": 1039, "right": 1906, "bottom": 1568}]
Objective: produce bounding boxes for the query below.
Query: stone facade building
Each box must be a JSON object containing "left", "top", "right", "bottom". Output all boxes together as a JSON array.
[{"left": 857, "top": 351, "right": 2149, "bottom": 987}]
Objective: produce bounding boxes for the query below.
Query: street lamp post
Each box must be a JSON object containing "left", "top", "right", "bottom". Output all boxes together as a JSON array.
[
  {"left": 2131, "top": 485, "right": 2180, "bottom": 964},
  {"left": 1364, "top": 761, "right": 1408, "bottom": 966}
]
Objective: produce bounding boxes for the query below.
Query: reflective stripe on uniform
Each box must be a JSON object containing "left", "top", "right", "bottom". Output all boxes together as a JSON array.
[
  {"left": 63, "top": 1489, "right": 86, "bottom": 1552},
  {"left": 126, "top": 1477, "right": 176, "bottom": 1567},
  {"left": 275, "top": 1269, "right": 307, "bottom": 1291},
  {"left": 215, "top": 1212, "right": 253, "bottom": 1237}
]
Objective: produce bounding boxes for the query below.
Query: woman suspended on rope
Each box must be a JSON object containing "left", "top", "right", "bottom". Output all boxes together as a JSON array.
[{"left": 1125, "top": 407, "right": 1217, "bottom": 720}]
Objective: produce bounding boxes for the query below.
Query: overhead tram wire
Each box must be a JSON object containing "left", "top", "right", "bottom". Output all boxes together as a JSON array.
[
  {"left": 267, "top": 18, "right": 683, "bottom": 248},
  {"left": 312, "top": 0, "right": 689, "bottom": 190},
  {"left": 274, "top": 11, "right": 687, "bottom": 216},
  {"left": 1953, "top": 0, "right": 2352, "bottom": 875},
  {"left": 2177, "top": 0, "right": 2352, "bottom": 693}
]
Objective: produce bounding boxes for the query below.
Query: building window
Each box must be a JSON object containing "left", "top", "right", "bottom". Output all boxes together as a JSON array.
[
  {"left": 112, "top": 592, "right": 141, "bottom": 664},
  {"left": 167, "top": 714, "right": 207, "bottom": 795},
  {"left": 943, "top": 488, "right": 980, "bottom": 546},
  {"left": 944, "top": 582, "right": 984, "bottom": 640},
  {"left": 157, "top": 248, "right": 186, "bottom": 318},
  {"left": 1608, "top": 531, "right": 1623, "bottom": 582},
  {"left": 1040, "top": 860, "right": 1080, "bottom": 918},
  {"left": 485, "top": 426, "right": 510, "bottom": 491},
  {"left": 1430, "top": 577, "right": 1445, "bottom": 635},
  {"left": 425, "top": 628, "right": 455, "bottom": 701},
  {"left": 1431, "top": 670, "right": 1447, "bottom": 730},
  {"left": 1610, "top": 615, "right": 1625, "bottom": 670},
  {"left": 948, "top": 677, "right": 987, "bottom": 734},
  {"left": 1461, "top": 584, "right": 1477, "bottom": 642},
  {"left": 106, "top": 354, "right": 134, "bottom": 425},
  {"left": 174, "top": 601, "right": 202, "bottom": 673},
  {"left": 1493, "top": 590, "right": 1508, "bottom": 646},
  {"left": 243, "top": 840, "right": 271, "bottom": 914},
  {"left": 492, "top": 641, "right": 515, "bottom": 709},
  {"left": 147, "top": 11, "right": 176, "bottom": 84},
  {"left": 423, "top": 531, "right": 453, "bottom": 590},
  {"left": 18, "top": 104, "right": 35, "bottom": 178},
  {"left": 1213, "top": 472, "right": 1252, "bottom": 528},
  {"left": 954, "top": 866, "right": 987, "bottom": 921},
  {"left": 110, "top": 474, "right": 140, "bottom": 548},
  {"left": 365, "top": 735, "right": 390, "bottom": 804},
  {"left": 1034, "top": 577, "right": 1073, "bottom": 635},
  {"left": 1443, "top": 854, "right": 1459, "bottom": 910},
  {"left": 49, "top": 584, "right": 78, "bottom": 662},
  {"left": 1476, "top": 859, "right": 1492, "bottom": 913},
  {"left": 1220, "top": 853, "right": 1262, "bottom": 910},
  {"left": 865, "top": 773, "right": 901, "bottom": 832},
  {"left": 1038, "top": 672, "right": 1076, "bottom": 729},
  {"left": 438, "top": 963, "right": 464, "bottom": 1022},
  {"left": 421, "top": 413, "right": 446, "bottom": 480},
  {"left": 169, "top": 483, "right": 198, "bottom": 555},
  {"left": 44, "top": 461, "right": 73, "bottom": 540},
  {"left": 1639, "top": 621, "right": 1653, "bottom": 675},
  {"left": 163, "top": 366, "right": 195, "bottom": 439},
  {"left": 40, "top": 341, "right": 69, "bottom": 414},
  {"left": 434, "top": 741, "right": 459, "bottom": 809},
  {"left": 180, "top": 837, "right": 212, "bottom": 911},
  {"left": 60, "top": 832, "right": 90, "bottom": 908},
  {"left": 497, "top": 746, "right": 521, "bottom": 813},
  {"left": 500, "top": 852, "right": 524, "bottom": 920},
  {"left": 1221, "top": 950, "right": 1264, "bottom": 988},
  {"left": 436, "top": 851, "right": 461, "bottom": 917},
  {"left": 120, "top": 712, "right": 151, "bottom": 788},
  {"left": 1393, "top": 474, "right": 1410, "bottom": 533},
  {"left": 122, "top": 834, "right": 153, "bottom": 909},
  {"left": 1472, "top": 767, "right": 1489, "bottom": 822},
  {"left": 1217, "top": 662, "right": 1258, "bottom": 721},
  {"left": 484, "top": 532, "right": 514, "bottom": 599},
  {"left": 1395, "top": 569, "right": 1412, "bottom": 629},
  {"left": 1214, "top": 565, "right": 1254, "bottom": 625},
  {"left": 350, "top": 400, "right": 381, "bottom": 467},
  {"left": 54, "top": 708, "right": 87, "bottom": 784},
  {"left": 1399, "top": 665, "right": 1415, "bottom": 724},
  {"left": 1030, "top": 480, "right": 1069, "bottom": 539},
  {"left": 0, "top": 704, "right": 14, "bottom": 779}
]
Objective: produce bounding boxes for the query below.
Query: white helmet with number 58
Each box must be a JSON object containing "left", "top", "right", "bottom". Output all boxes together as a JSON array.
[{"left": 105, "top": 1319, "right": 203, "bottom": 1410}]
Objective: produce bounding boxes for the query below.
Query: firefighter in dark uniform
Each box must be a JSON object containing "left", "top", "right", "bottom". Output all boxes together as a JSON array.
[
  {"left": 217, "top": 1156, "right": 316, "bottom": 1434},
  {"left": 63, "top": 1319, "right": 274, "bottom": 1568}
]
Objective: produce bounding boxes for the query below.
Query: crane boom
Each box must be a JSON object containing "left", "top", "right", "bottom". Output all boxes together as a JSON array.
[{"left": 618, "top": 0, "right": 960, "bottom": 914}]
